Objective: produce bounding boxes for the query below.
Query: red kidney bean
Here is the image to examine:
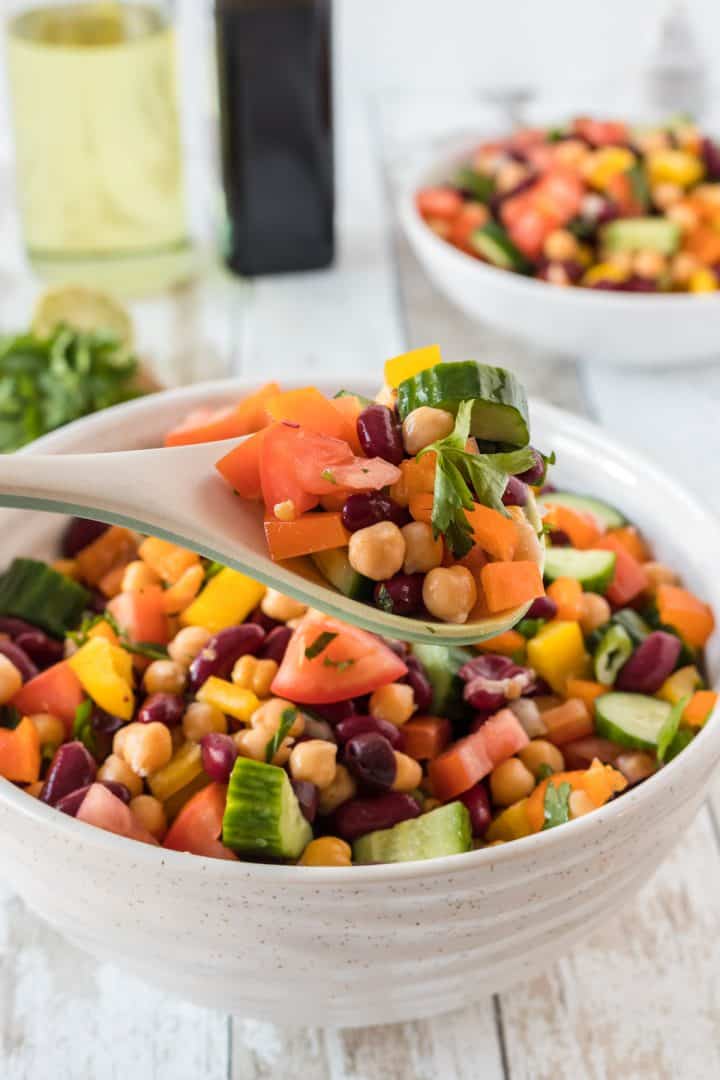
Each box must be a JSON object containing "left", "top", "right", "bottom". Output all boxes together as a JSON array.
[
  {"left": 0, "top": 616, "right": 38, "bottom": 638},
  {"left": 248, "top": 607, "right": 281, "bottom": 634},
  {"left": 344, "top": 731, "right": 397, "bottom": 791},
  {"left": 356, "top": 405, "right": 404, "bottom": 465},
  {"left": 526, "top": 595, "right": 558, "bottom": 620},
  {"left": 334, "top": 792, "right": 420, "bottom": 841},
  {"left": 40, "top": 742, "right": 97, "bottom": 806},
  {"left": 335, "top": 713, "right": 404, "bottom": 749},
  {"left": 459, "top": 782, "right": 492, "bottom": 836},
  {"left": 56, "top": 780, "right": 130, "bottom": 816},
  {"left": 0, "top": 639, "right": 37, "bottom": 682},
  {"left": 188, "top": 624, "right": 265, "bottom": 691},
  {"left": 622, "top": 276, "right": 658, "bottom": 293},
  {"left": 309, "top": 699, "right": 357, "bottom": 725},
  {"left": 200, "top": 732, "right": 238, "bottom": 783},
  {"left": 562, "top": 736, "right": 621, "bottom": 771},
  {"left": 61, "top": 517, "right": 109, "bottom": 558},
  {"left": 259, "top": 625, "right": 292, "bottom": 664},
  {"left": 291, "top": 779, "right": 319, "bottom": 823},
  {"left": 138, "top": 692, "right": 185, "bottom": 728},
  {"left": 374, "top": 573, "right": 424, "bottom": 616},
  {"left": 702, "top": 136, "right": 720, "bottom": 180},
  {"left": 15, "top": 630, "right": 64, "bottom": 670},
  {"left": 402, "top": 654, "right": 433, "bottom": 713},
  {"left": 342, "top": 492, "right": 410, "bottom": 532},
  {"left": 91, "top": 709, "right": 125, "bottom": 736},
  {"left": 517, "top": 448, "right": 545, "bottom": 486},
  {"left": 615, "top": 631, "right": 681, "bottom": 694},
  {"left": 615, "top": 751, "right": 657, "bottom": 786},
  {"left": 502, "top": 476, "right": 528, "bottom": 506},
  {"left": 549, "top": 529, "right": 571, "bottom": 546},
  {"left": 460, "top": 654, "right": 537, "bottom": 711}
]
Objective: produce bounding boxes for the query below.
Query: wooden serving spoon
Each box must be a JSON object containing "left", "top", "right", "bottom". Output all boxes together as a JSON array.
[{"left": 0, "top": 439, "right": 543, "bottom": 646}]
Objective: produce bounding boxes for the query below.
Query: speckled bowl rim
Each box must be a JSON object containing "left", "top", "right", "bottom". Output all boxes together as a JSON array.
[{"left": 0, "top": 379, "right": 718, "bottom": 885}]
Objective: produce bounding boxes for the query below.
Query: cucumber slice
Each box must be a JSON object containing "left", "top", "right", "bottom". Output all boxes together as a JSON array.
[
  {"left": 454, "top": 167, "right": 495, "bottom": 203},
  {"left": 601, "top": 217, "right": 680, "bottom": 256},
  {"left": 311, "top": 548, "right": 373, "bottom": 601},
  {"left": 593, "top": 624, "right": 634, "bottom": 685},
  {"left": 412, "top": 642, "right": 472, "bottom": 715},
  {"left": 470, "top": 222, "right": 531, "bottom": 273},
  {"left": 543, "top": 547, "right": 616, "bottom": 594},
  {"left": 0, "top": 557, "right": 89, "bottom": 638},
  {"left": 397, "top": 361, "right": 530, "bottom": 447},
  {"left": 353, "top": 802, "right": 471, "bottom": 864},
  {"left": 664, "top": 727, "right": 694, "bottom": 763},
  {"left": 612, "top": 608, "right": 651, "bottom": 645},
  {"left": 537, "top": 491, "right": 625, "bottom": 530},
  {"left": 595, "top": 692, "right": 672, "bottom": 750},
  {"left": 222, "top": 758, "right": 312, "bottom": 859}
]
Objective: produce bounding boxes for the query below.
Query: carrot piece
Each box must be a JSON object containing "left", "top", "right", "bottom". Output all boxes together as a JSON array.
[
  {"left": 526, "top": 759, "right": 627, "bottom": 832},
  {"left": 0, "top": 716, "right": 41, "bottom": 784},
  {"left": 595, "top": 535, "right": 648, "bottom": 607},
  {"left": 401, "top": 716, "right": 452, "bottom": 761},
  {"left": 541, "top": 698, "right": 593, "bottom": 745},
  {"left": 683, "top": 690, "right": 718, "bottom": 728},
  {"left": 163, "top": 382, "right": 280, "bottom": 446},
  {"left": 542, "top": 504, "right": 600, "bottom": 549},
  {"left": 74, "top": 526, "right": 137, "bottom": 587},
  {"left": 98, "top": 563, "right": 128, "bottom": 599},
  {"left": 474, "top": 630, "right": 526, "bottom": 657},
  {"left": 480, "top": 560, "right": 545, "bottom": 613},
  {"left": 264, "top": 513, "right": 350, "bottom": 561},
  {"left": 409, "top": 492, "right": 434, "bottom": 524},
  {"left": 565, "top": 678, "right": 606, "bottom": 712},
  {"left": 138, "top": 537, "right": 199, "bottom": 585},
  {"left": 215, "top": 428, "right": 267, "bottom": 500},
  {"left": 684, "top": 224, "right": 720, "bottom": 265},
  {"left": 265, "top": 388, "right": 349, "bottom": 442},
  {"left": 657, "top": 584, "right": 715, "bottom": 647},
  {"left": 330, "top": 395, "right": 363, "bottom": 454},
  {"left": 389, "top": 454, "right": 437, "bottom": 506},
  {"left": 465, "top": 504, "right": 518, "bottom": 561},
  {"left": 607, "top": 526, "right": 650, "bottom": 563},
  {"left": 547, "top": 577, "right": 584, "bottom": 621}
]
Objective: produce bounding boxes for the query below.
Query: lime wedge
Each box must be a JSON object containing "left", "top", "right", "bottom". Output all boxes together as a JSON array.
[{"left": 32, "top": 285, "right": 133, "bottom": 347}]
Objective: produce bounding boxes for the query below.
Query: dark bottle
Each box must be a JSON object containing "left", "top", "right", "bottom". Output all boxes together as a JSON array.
[{"left": 215, "top": 0, "right": 334, "bottom": 275}]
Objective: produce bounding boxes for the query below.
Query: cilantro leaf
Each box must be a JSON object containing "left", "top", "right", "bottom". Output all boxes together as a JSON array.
[
  {"left": 542, "top": 780, "right": 572, "bottom": 830},
  {"left": 73, "top": 698, "right": 96, "bottom": 757},
  {"left": 536, "top": 762, "right": 554, "bottom": 781},
  {"left": 304, "top": 631, "right": 338, "bottom": 660},
  {"left": 68, "top": 610, "right": 167, "bottom": 661},
  {"left": 320, "top": 468, "right": 338, "bottom": 485},
  {"left": 265, "top": 707, "right": 297, "bottom": 763},
  {"left": 323, "top": 656, "right": 355, "bottom": 672},
  {"left": 657, "top": 695, "right": 690, "bottom": 762}
]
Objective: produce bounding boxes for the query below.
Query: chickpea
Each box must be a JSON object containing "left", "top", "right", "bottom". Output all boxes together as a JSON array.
[
  {"left": 518, "top": 739, "right": 565, "bottom": 779},
  {"left": 401, "top": 521, "right": 443, "bottom": 575},
  {"left": 29, "top": 713, "right": 65, "bottom": 749},
  {"left": 318, "top": 764, "right": 357, "bottom": 814},
  {"left": 392, "top": 752, "right": 423, "bottom": 793},
  {"left": 545, "top": 263, "right": 570, "bottom": 287},
  {"left": 489, "top": 758, "right": 536, "bottom": 807},
  {"left": 348, "top": 522, "right": 406, "bottom": 582},
  {"left": 670, "top": 252, "right": 700, "bottom": 287},
  {"left": 402, "top": 406, "right": 455, "bottom": 455},
  {"left": 374, "top": 383, "right": 397, "bottom": 409},
  {"left": 117, "top": 721, "right": 173, "bottom": 778},
  {"left": 667, "top": 202, "right": 699, "bottom": 233},
  {"left": 182, "top": 701, "right": 227, "bottom": 742},
  {"left": 554, "top": 139, "right": 590, "bottom": 169},
  {"left": 635, "top": 130, "right": 670, "bottom": 155},
  {"left": 167, "top": 625, "right": 212, "bottom": 668},
  {"left": 0, "top": 654, "right": 22, "bottom": 705},
  {"left": 632, "top": 249, "right": 666, "bottom": 280},
  {"left": 299, "top": 836, "right": 352, "bottom": 867},
  {"left": 369, "top": 683, "right": 415, "bottom": 727},
  {"left": 495, "top": 160, "right": 530, "bottom": 194},
  {"left": 143, "top": 659, "right": 186, "bottom": 696},
  {"left": 130, "top": 794, "right": 167, "bottom": 840},
  {"left": 273, "top": 499, "right": 297, "bottom": 522},
  {"left": 121, "top": 560, "right": 161, "bottom": 593},
  {"left": 250, "top": 697, "right": 304, "bottom": 737},
  {"left": 652, "top": 181, "right": 683, "bottom": 210},
  {"left": 289, "top": 740, "right": 337, "bottom": 789},
  {"left": 579, "top": 592, "right": 611, "bottom": 635},
  {"left": 260, "top": 588, "right": 307, "bottom": 623},
  {"left": 97, "top": 754, "right": 143, "bottom": 799},
  {"left": 232, "top": 655, "right": 278, "bottom": 699},
  {"left": 422, "top": 566, "right": 477, "bottom": 624},
  {"left": 643, "top": 561, "right": 679, "bottom": 591},
  {"left": 607, "top": 251, "right": 633, "bottom": 275},
  {"left": 543, "top": 229, "right": 578, "bottom": 262}
]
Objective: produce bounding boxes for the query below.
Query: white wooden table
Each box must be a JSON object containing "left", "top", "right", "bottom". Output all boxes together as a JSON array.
[{"left": 4, "top": 29, "right": 720, "bottom": 1080}]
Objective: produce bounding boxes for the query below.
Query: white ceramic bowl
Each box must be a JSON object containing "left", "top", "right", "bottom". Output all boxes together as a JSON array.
[
  {"left": 0, "top": 378, "right": 718, "bottom": 1028},
  {"left": 399, "top": 140, "right": 720, "bottom": 367}
]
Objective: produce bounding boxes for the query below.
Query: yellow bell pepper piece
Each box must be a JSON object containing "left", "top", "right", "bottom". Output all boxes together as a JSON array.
[
  {"left": 196, "top": 677, "right": 259, "bottom": 723},
  {"left": 647, "top": 149, "right": 704, "bottom": 189},
  {"left": 586, "top": 147, "right": 636, "bottom": 191},
  {"left": 688, "top": 268, "right": 718, "bottom": 293},
  {"left": 68, "top": 637, "right": 135, "bottom": 720},
  {"left": 526, "top": 620, "right": 590, "bottom": 694},
  {"left": 486, "top": 798, "right": 531, "bottom": 843},
  {"left": 149, "top": 741, "right": 204, "bottom": 802},
  {"left": 582, "top": 262, "right": 628, "bottom": 287},
  {"left": 384, "top": 344, "right": 442, "bottom": 389},
  {"left": 657, "top": 664, "right": 703, "bottom": 704},
  {"left": 180, "top": 568, "right": 265, "bottom": 633}
]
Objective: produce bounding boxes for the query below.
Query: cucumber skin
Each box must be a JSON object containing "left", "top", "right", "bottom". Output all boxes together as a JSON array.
[
  {"left": 537, "top": 491, "right": 625, "bottom": 530},
  {"left": 470, "top": 222, "right": 531, "bottom": 273},
  {"left": 353, "top": 802, "right": 472, "bottom": 864},
  {"left": 595, "top": 692, "right": 671, "bottom": 751},
  {"left": 0, "top": 557, "right": 89, "bottom": 638},
  {"left": 397, "top": 362, "right": 529, "bottom": 447},
  {"left": 602, "top": 217, "right": 680, "bottom": 256},
  {"left": 223, "top": 758, "right": 312, "bottom": 859},
  {"left": 311, "top": 549, "right": 374, "bottom": 602},
  {"left": 412, "top": 643, "right": 472, "bottom": 716},
  {"left": 543, "top": 547, "right": 616, "bottom": 594}
]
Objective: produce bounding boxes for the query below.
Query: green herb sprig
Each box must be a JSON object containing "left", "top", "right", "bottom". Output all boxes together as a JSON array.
[
  {"left": 657, "top": 695, "right": 690, "bottom": 762},
  {"left": 265, "top": 707, "right": 297, "bottom": 763},
  {"left": 68, "top": 610, "right": 168, "bottom": 661},
  {"left": 542, "top": 780, "right": 572, "bottom": 830},
  {"left": 304, "top": 631, "right": 338, "bottom": 661},
  {"left": 73, "top": 698, "right": 96, "bottom": 757}
]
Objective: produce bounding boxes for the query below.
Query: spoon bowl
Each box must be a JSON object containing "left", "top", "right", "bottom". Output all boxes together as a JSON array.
[{"left": 0, "top": 432, "right": 543, "bottom": 647}]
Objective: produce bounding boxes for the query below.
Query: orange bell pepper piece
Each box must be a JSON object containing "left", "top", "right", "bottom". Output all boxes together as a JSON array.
[
  {"left": 541, "top": 698, "right": 594, "bottom": 745},
  {"left": 264, "top": 513, "right": 350, "bottom": 561},
  {"left": 265, "top": 388, "right": 349, "bottom": 442},
  {"left": 164, "top": 382, "right": 280, "bottom": 447},
  {"left": 465, "top": 504, "right": 518, "bottom": 561},
  {"left": 409, "top": 492, "right": 434, "bottom": 524},
  {"left": 329, "top": 395, "right": 363, "bottom": 454},
  {"left": 474, "top": 629, "right": 526, "bottom": 657},
  {"left": 547, "top": 577, "right": 584, "bottom": 621},
  {"left": 215, "top": 428, "right": 267, "bottom": 500},
  {"left": 0, "top": 716, "right": 41, "bottom": 784},
  {"left": 542, "top": 504, "right": 600, "bottom": 549},
  {"left": 526, "top": 758, "right": 627, "bottom": 832},
  {"left": 683, "top": 690, "right": 718, "bottom": 728},
  {"left": 480, "top": 560, "right": 545, "bottom": 613},
  {"left": 606, "top": 526, "right": 650, "bottom": 563},
  {"left": 74, "top": 526, "right": 137, "bottom": 587},
  {"left": 565, "top": 678, "right": 606, "bottom": 712},
  {"left": 657, "top": 584, "right": 715, "bottom": 648}
]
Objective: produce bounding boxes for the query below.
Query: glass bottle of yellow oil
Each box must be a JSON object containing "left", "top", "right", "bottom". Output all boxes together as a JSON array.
[{"left": 6, "top": 2, "right": 194, "bottom": 295}]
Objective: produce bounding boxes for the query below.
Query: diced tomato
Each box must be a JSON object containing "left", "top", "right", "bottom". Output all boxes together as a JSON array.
[
  {"left": 259, "top": 424, "right": 322, "bottom": 515},
  {"left": 595, "top": 535, "right": 648, "bottom": 607},
  {"left": 215, "top": 428, "right": 267, "bottom": 500},
  {"left": 429, "top": 708, "right": 529, "bottom": 801},
  {"left": 163, "top": 783, "right": 237, "bottom": 860},
  {"left": 573, "top": 117, "right": 629, "bottom": 147},
  {"left": 271, "top": 611, "right": 408, "bottom": 704},
  {"left": 416, "top": 187, "right": 463, "bottom": 221},
  {"left": 328, "top": 458, "right": 401, "bottom": 491},
  {"left": 163, "top": 382, "right": 280, "bottom": 447},
  {"left": 533, "top": 168, "right": 585, "bottom": 224},
  {"left": 448, "top": 203, "right": 489, "bottom": 250},
  {"left": 11, "top": 661, "right": 85, "bottom": 737},
  {"left": 77, "top": 783, "right": 159, "bottom": 846},
  {"left": 605, "top": 171, "right": 643, "bottom": 217},
  {"left": 505, "top": 205, "right": 551, "bottom": 259},
  {"left": 509, "top": 128, "right": 547, "bottom": 152},
  {"left": 329, "top": 395, "right": 364, "bottom": 454},
  {"left": 107, "top": 585, "right": 169, "bottom": 646}
]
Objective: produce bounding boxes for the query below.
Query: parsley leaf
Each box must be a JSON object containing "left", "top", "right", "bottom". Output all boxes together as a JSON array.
[
  {"left": 73, "top": 698, "right": 96, "bottom": 757},
  {"left": 657, "top": 695, "right": 690, "bottom": 762},
  {"left": 542, "top": 780, "right": 572, "bottom": 830},
  {"left": 536, "top": 762, "right": 554, "bottom": 781},
  {"left": 304, "top": 631, "right": 338, "bottom": 661},
  {"left": 320, "top": 468, "right": 337, "bottom": 485},
  {"left": 323, "top": 656, "right": 355, "bottom": 672},
  {"left": 417, "top": 400, "right": 536, "bottom": 556},
  {"left": 265, "top": 707, "right": 297, "bottom": 763},
  {"left": 68, "top": 610, "right": 168, "bottom": 661},
  {"left": 374, "top": 584, "right": 394, "bottom": 613}
]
